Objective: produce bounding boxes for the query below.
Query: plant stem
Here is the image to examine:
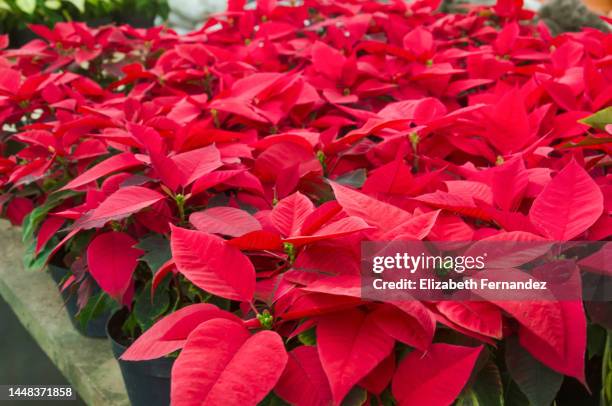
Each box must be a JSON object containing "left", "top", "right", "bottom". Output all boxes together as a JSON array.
[{"left": 602, "top": 329, "right": 611, "bottom": 406}]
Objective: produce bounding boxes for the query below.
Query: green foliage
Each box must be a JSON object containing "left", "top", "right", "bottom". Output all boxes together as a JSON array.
[
  {"left": 0, "top": 0, "right": 168, "bottom": 44},
  {"left": 335, "top": 168, "right": 367, "bottom": 188},
  {"left": 580, "top": 106, "right": 612, "bottom": 130},
  {"left": 136, "top": 234, "right": 172, "bottom": 274},
  {"left": 77, "top": 291, "right": 118, "bottom": 331},
  {"left": 505, "top": 337, "right": 564, "bottom": 406},
  {"left": 21, "top": 190, "right": 76, "bottom": 243},
  {"left": 457, "top": 361, "right": 504, "bottom": 406},
  {"left": 133, "top": 279, "right": 171, "bottom": 331}
]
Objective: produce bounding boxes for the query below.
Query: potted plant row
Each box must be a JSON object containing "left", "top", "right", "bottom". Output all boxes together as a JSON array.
[{"left": 0, "top": 0, "right": 611, "bottom": 404}]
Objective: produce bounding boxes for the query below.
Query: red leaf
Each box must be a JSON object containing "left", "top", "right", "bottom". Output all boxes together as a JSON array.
[
  {"left": 275, "top": 346, "right": 333, "bottom": 406},
  {"left": 171, "top": 225, "right": 255, "bottom": 301},
  {"left": 392, "top": 344, "right": 483, "bottom": 406},
  {"left": 519, "top": 300, "right": 587, "bottom": 383},
  {"left": 280, "top": 292, "right": 362, "bottom": 321},
  {"left": 6, "top": 197, "right": 33, "bottom": 226},
  {"left": 529, "top": 160, "right": 604, "bottom": 240},
  {"left": 228, "top": 230, "right": 283, "bottom": 250},
  {"left": 578, "top": 243, "right": 611, "bottom": 275},
  {"left": 317, "top": 308, "right": 395, "bottom": 405},
  {"left": 494, "top": 300, "right": 565, "bottom": 359},
  {"left": 191, "top": 169, "right": 245, "bottom": 195},
  {"left": 311, "top": 41, "right": 345, "bottom": 82},
  {"left": 172, "top": 144, "right": 223, "bottom": 186},
  {"left": 302, "top": 275, "right": 362, "bottom": 298},
  {"left": 329, "top": 181, "right": 413, "bottom": 237},
  {"left": 190, "top": 207, "right": 261, "bottom": 237},
  {"left": 300, "top": 201, "right": 343, "bottom": 236},
  {"left": 284, "top": 216, "right": 372, "bottom": 246},
  {"left": 436, "top": 301, "right": 502, "bottom": 339},
  {"left": 121, "top": 303, "right": 241, "bottom": 361},
  {"left": 86, "top": 232, "right": 143, "bottom": 298},
  {"left": 359, "top": 352, "right": 395, "bottom": 395},
  {"left": 74, "top": 186, "right": 166, "bottom": 230},
  {"left": 171, "top": 318, "right": 288, "bottom": 406},
  {"left": 371, "top": 304, "right": 434, "bottom": 351},
  {"left": 36, "top": 216, "right": 65, "bottom": 254},
  {"left": 61, "top": 153, "right": 143, "bottom": 191},
  {"left": 484, "top": 89, "right": 532, "bottom": 153},
  {"left": 414, "top": 190, "right": 489, "bottom": 220},
  {"left": 379, "top": 210, "right": 439, "bottom": 240},
  {"left": 362, "top": 159, "right": 413, "bottom": 195},
  {"left": 271, "top": 192, "right": 314, "bottom": 237},
  {"left": 152, "top": 259, "right": 175, "bottom": 296}
]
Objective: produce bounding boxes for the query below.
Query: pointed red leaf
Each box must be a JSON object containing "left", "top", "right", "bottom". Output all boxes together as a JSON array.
[
  {"left": 228, "top": 230, "right": 283, "bottom": 251},
  {"left": 379, "top": 210, "right": 439, "bottom": 240},
  {"left": 190, "top": 207, "right": 261, "bottom": 237},
  {"left": 359, "top": 353, "right": 395, "bottom": 395},
  {"left": 271, "top": 192, "right": 315, "bottom": 237},
  {"left": 392, "top": 344, "right": 483, "bottom": 406},
  {"left": 371, "top": 304, "right": 434, "bottom": 351},
  {"left": 329, "top": 182, "right": 413, "bottom": 236},
  {"left": 6, "top": 197, "right": 33, "bottom": 226},
  {"left": 519, "top": 300, "right": 586, "bottom": 383},
  {"left": 74, "top": 186, "right": 165, "bottom": 230},
  {"left": 36, "top": 216, "right": 65, "bottom": 254},
  {"left": 61, "top": 153, "right": 143, "bottom": 191},
  {"left": 171, "top": 319, "right": 288, "bottom": 406},
  {"left": 284, "top": 216, "right": 372, "bottom": 246},
  {"left": 121, "top": 303, "right": 241, "bottom": 361},
  {"left": 436, "top": 301, "right": 502, "bottom": 339},
  {"left": 317, "top": 308, "right": 395, "bottom": 405},
  {"left": 529, "top": 160, "right": 604, "bottom": 240},
  {"left": 275, "top": 346, "right": 333, "bottom": 406},
  {"left": 172, "top": 144, "right": 223, "bottom": 186},
  {"left": 87, "top": 232, "right": 143, "bottom": 298},
  {"left": 171, "top": 225, "right": 255, "bottom": 301}
]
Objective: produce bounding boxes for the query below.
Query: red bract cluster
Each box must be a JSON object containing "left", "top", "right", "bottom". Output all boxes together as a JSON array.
[{"left": 1, "top": 0, "right": 611, "bottom": 404}]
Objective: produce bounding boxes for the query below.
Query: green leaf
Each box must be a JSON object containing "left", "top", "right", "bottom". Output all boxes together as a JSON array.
[
  {"left": 504, "top": 379, "right": 529, "bottom": 406},
  {"left": 21, "top": 190, "right": 76, "bottom": 243},
  {"left": 561, "top": 136, "right": 612, "bottom": 149},
  {"left": 335, "top": 169, "right": 367, "bottom": 188},
  {"left": 134, "top": 280, "right": 170, "bottom": 332},
  {"left": 77, "top": 292, "right": 116, "bottom": 331},
  {"left": 63, "top": 0, "right": 85, "bottom": 12},
  {"left": 23, "top": 237, "right": 56, "bottom": 271},
  {"left": 258, "top": 392, "right": 290, "bottom": 406},
  {"left": 45, "top": 0, "right": 62, "bottom": 9},
  {"left": 455, "top": 390, "right": 481, "bottom": 406},
  {"left": 505, "top": 336, "right": 563, "bottom": 406},
  {"left": 471, "top": 361, "right": 504, "bottom": 406},
  {"left": 298, "top": 327, "right": 317, "bottom": 346},
  {"left": 15, "top": 0, "right": 36, "bottom": 13},
  {"left": 67, "top": 229, "right": 94, "bottom": 257},
  {"left": 579, "top": 106, "right": 612, "bottom": 130},
  {"left": 587, "top": 324, "right": 606, "bottom": 359},
  {"left": 341, "top": 387, "right": 367, "bottom": 406},
  {"left": 136, "top": 235, "right": 172, "bottom": 273}
]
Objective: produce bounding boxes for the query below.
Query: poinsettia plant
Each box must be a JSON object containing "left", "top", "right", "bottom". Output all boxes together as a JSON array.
[{"left": 0, "top": 0, "right": 611, "bottom": 404}]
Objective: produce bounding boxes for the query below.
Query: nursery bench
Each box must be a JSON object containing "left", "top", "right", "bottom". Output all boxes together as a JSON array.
[{"left": 0, "top": 220, "right": 129, "bottom": 406}]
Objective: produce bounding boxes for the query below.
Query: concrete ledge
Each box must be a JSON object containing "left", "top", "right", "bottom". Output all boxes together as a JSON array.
[{"left": 0, "top": 220, "right": 129, "bottom": 406}]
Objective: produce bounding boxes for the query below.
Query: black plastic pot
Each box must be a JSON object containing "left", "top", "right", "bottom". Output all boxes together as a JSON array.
[
  {"left": 48, "top": 265, "right": 110, "bottom": 338},
  {"left": 107, "top": 309, "right": 174, "bottom": 406}
]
